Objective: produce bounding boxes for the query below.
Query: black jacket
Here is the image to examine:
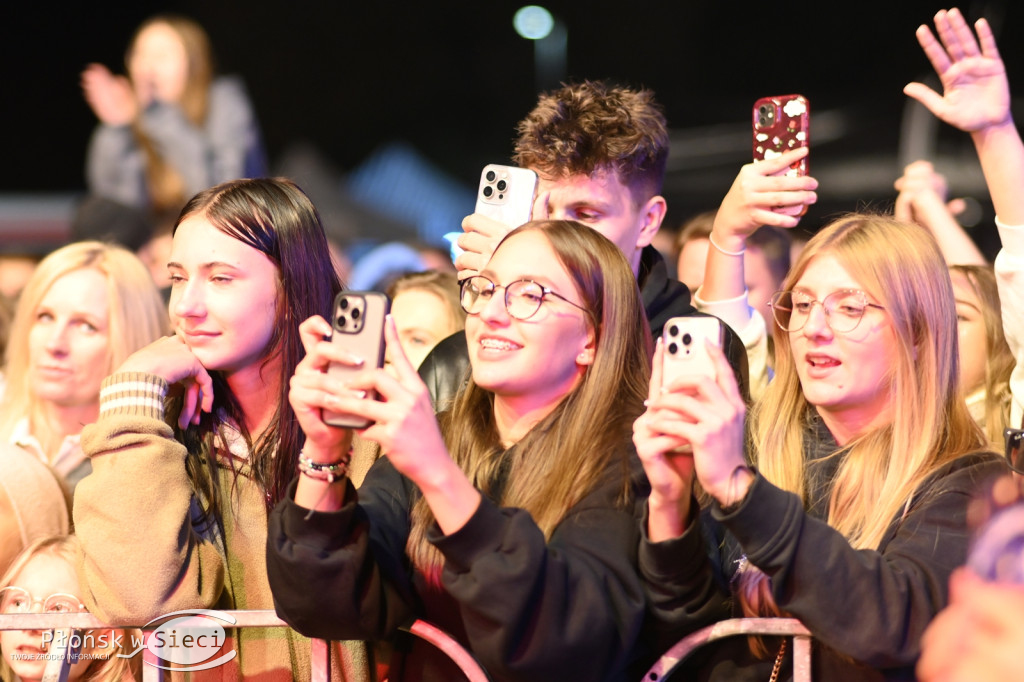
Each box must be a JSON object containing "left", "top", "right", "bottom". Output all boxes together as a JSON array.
[
  {"left": 640, "top": 413, "right": 1008, "bottom": 681},
  {"left": 419, "top": 246, "right": 749, "bottom": 410}
]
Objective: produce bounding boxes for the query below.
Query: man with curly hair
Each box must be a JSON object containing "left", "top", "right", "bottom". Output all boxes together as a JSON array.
[{"left": 420, "top": 80, "right": 747, "bottom": 408}]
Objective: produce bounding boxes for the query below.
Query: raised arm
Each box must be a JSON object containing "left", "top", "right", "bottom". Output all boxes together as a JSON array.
[{"left": 905, "top": 8, "right": 1024, "bottom": 225}]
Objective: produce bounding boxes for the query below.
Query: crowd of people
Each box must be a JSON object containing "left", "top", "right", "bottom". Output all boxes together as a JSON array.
[{"left": 1, "top": 6, "right": 1023, "bottom": 682}]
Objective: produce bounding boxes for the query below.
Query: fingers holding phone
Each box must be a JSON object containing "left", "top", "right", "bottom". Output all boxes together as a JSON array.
[{"left": 454, "top": 164, "right": 538, "bottom": 279}]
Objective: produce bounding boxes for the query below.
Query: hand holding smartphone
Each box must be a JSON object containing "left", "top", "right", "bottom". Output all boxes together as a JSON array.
[
  {"left": 450, "top": 164, "right": 539, "bottom": 265},
  {"left": 323, "top": 291, "right": 390, "bottom": 429},
  {"left": 753, "top": 94, "right": 810, "bottom": 176},
  {"left": 660, "top": 317, "right": 724, "bottom": 390}
]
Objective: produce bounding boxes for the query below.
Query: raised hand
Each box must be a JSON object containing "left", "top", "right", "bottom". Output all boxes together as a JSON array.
[
  {"left": 904, "top": 8, "right": 1011, "bottom": 133},
  {"left": 81, "top": 63, "right": 137, "bottom": 126},
  {"left": 455, "top": 213, "right": 514, "bottom": 280},
  {"left": 711, "top": 147, "right": 818, "bottom": 253}
]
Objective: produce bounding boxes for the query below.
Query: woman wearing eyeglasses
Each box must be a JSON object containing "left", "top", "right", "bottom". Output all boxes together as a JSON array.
[
  {"left": 0, "top": 536, "right": 139, "bottom": 682},
  {"left": 635, "top": 206, "right": 1007, "bottom": 679},
  {"left": 266, "top": 220, "right": 652, "bottom": 681}
]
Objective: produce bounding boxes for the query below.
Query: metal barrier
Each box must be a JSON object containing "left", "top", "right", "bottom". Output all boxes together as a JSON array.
[
  {"left": 643, "top": 617, "right": 812, "bottom": 682},
  {"left": 0, "top": 610, "right": 491, "bottom": 681}
]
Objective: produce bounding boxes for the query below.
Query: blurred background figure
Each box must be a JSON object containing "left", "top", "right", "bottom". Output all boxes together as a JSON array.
[
  {"left": 0, "top": 242, "right": 168, "bottom": 491},
  {"left": 81, "top": 14, "right": 266, "bottom": 216},
  {"left": 0, "top": 448, "right": 69, "bottom": 578},
  {"left": 386, "top": 270, "right": 466, "bottom": 369}
]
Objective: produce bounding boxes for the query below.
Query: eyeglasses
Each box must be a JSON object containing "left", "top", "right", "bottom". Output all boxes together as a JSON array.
[
  {"left": 460, "top": 275, "right": 588, "bottom": 321},
  {"left": 769, "top": 289, "right": 885, "bottom": 333},
  {"left": 0, "top": 586, "right": 86, "bottom": 615},
  {"left": 1005, "top": 427, "right": 1024, "bottom": 475}
]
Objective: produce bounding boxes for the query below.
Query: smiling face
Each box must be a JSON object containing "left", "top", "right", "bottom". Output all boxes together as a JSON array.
[
  {"left": 466, "top": 230, "right": 595, "bottom": 415},
  {"left": 0, "top": 553, "right": 90, "bottom": 682},
  {"left": 168, "top": 214, "right": 281, "bottom": 379},
  {"left": 531, "top": 168, "right": 661, "bottom": 275},
  {"left": 788, "top": 253, "right": 897, "bottom": 438},
  {"left": 27, "top": 268, "right": 111, "bottom": 410}
]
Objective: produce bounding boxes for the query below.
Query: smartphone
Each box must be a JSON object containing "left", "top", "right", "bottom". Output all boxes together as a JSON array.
[
  {"left": 323, "top": 291, "right": 390, "bottom": 429},
  {"left": 474, "top": 164, "right": 538, "bottom": 228},
  {"left": 752, "top": 94, "right": 810, "bottom": 177},
  {"left": 660, "top": 316, "right": 723, "bottom": 389}
]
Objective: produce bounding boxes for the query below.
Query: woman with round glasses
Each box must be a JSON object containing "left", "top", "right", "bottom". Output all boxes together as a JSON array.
[
  {"left": 267, "top": 220, "right": 652, "bottom": 681},
  {"left": 0, "top": 536, "right": 139, "bottom": 682},
  {"left": 635, "top": 212, "right": 1006, "bottom": 680}
]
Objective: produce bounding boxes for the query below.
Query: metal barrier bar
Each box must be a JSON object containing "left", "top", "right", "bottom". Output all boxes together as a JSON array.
[
  {"left": 643, "top": 617, "right": 813, "bottom": 682},
  {"left": 0, "top": 611, "right": 490, "bottom": 681}
]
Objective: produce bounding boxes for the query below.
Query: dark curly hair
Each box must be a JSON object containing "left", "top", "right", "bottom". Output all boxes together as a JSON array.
[{"left": 512, "top": 80, "right": 669, "bottom": 204}]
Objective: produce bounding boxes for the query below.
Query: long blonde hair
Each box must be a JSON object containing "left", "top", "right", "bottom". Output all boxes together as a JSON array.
[
  {"left": 738, "top": 215, "right": 987, "bottom": 636},
  {"left": 0, "top": 242, "right": 169, "bottom": 456},
  {"left": 406, "top": 220, "right": 652, "bottom": 580},
  {"left": 0, "top": 535, "right": 141, "bottom": 681},
  {"left": 949, "top": 264, "right": 1013, "bottom": 446}
]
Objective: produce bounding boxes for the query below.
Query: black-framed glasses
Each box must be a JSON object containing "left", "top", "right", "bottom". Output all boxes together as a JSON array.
[
  {"left": 0, "top": 586, "right": 86, "bottom": 615},
  {"left": 769, "top": 289, "right": 885, "bottom": 333},
  {"left": 460, "top": 275, "right": 588, "bottom": 321},
  {"left": 1005, "top": 427, "right": 1024, "bottom": 475}
]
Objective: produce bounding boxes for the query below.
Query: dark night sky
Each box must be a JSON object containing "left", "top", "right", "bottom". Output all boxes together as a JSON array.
[{"left": 3, "top": 1, "right": 1022, "bottom": 248}]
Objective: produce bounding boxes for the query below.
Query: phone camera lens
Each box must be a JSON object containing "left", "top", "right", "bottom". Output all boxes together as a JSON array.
[
  {"left": 496, "top": 179, "right": 507, "bottom": 192},
  {"left": 682, "top": 333, "right": 692, "bottom": 346},
  {"left": 667, "top": 342, "right": 678, "bottom": 355},
  {"left": 486, "top": 170, "right": 496, "bottom": 182},
  {"left": 668, "top": 324, "right": 678, "bottom": 337},
  {"left": 339, "top": 298, "right": 349, "bottom": 310},
  {"left": 351, "top": 308, "right": 361, "bottom": 320},
  {"left": 337, "top": 315, "right": 347, "bottom": 328},
  {"left": 483, "top": 185, "right": 493, "bottom": 198}
]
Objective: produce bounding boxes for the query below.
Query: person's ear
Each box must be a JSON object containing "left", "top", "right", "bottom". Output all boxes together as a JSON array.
[
  {"left": 576, "top": 327, "right": 597, "bottom": 367},
  {"left": 635, "top": 195, "right": 667, "bottom": 249}
]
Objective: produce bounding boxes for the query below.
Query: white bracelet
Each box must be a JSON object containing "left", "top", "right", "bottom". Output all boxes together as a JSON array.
[{"left": 708, "top": 233, "right": 746, "bottom": 257}]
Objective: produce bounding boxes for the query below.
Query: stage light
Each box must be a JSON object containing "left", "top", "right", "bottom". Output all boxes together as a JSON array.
[{"left": 513, "top": 6, "right": 554, "bottom": 40}]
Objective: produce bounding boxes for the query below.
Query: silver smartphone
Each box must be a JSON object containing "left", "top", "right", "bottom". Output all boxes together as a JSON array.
[
  {"left": 323, "top": 291, "right": 390, "bottom": 429},
  {"left": 661, "top": 316, "right": 723, "bottom": 389}
]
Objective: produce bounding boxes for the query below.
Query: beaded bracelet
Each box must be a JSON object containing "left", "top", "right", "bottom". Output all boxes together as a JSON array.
[{"left": 298, "top": 449, "right": 352, "bottom": 484}]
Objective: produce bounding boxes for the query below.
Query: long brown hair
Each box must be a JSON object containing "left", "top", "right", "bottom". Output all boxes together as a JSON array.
[
  {"left": 127, "top": 14, "right": 214, "bottom": 213},
  {"left": 174, "top": 178, "right": 341, "bottom": 522},
  {"left": 405, "top": 220, "right": 653, "bottom": 581}
]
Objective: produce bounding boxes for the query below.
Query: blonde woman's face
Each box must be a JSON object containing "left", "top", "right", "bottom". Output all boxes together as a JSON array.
[
  {"left": 788, "top": 254, "right": 897, "bottom": 437},
  {"left": 28, "top": 268, "right": 111, "bottom": 411},
  {"left": 129, "top": 22, "right": 189, "bottom": 105},
  {"left": 0, "top": 553, "right": 91, "bottom": 682},
  {"left": 950, "top": 269, "right": 988, "bottom": 395}
]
